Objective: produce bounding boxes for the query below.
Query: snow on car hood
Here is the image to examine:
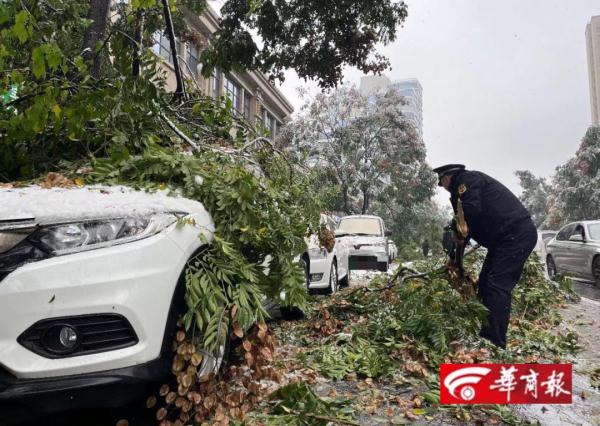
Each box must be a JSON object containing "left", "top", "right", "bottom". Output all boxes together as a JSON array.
[{"left": 0, "top": 185, "right": 211, "bottom": 224}]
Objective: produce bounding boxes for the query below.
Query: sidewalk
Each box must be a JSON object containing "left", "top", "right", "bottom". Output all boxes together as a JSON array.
[{"left": 515, "top": 297, "right": 600, "bottom": 425}]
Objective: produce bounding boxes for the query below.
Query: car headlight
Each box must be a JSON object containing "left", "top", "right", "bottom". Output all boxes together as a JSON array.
[
  {"left": 29, "top": 214, "right": 177, "bottom": 255},
  {"left": 308, "top": 247, "right": 328, "bottom": 259}
]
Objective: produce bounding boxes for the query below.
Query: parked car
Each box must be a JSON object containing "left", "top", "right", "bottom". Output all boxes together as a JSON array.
[
  {"left": 0, "top": 185, "right": 221, "bottom": 413},
  {"left": 533, "top": 229, "right": 557, "bottom": 261},
  {"left": 296, "top": 214, "right": 350, "bottom": 294},
  {"left": 336, "top": 215, "right": 390, "bottom": 272},
  {"left": 546, "top": 220, "right": 600, "bottom": 285}
]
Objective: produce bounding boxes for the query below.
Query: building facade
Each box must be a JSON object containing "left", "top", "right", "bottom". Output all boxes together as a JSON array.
[
  {"left": 153, "top": 5, "right": 294, "bottom": 138},
  {"left": 586, "top": 15, "right": 600, "bottom": 126},
  {"left": 359, "top": 76, "right": 423, "bottom": 139}
]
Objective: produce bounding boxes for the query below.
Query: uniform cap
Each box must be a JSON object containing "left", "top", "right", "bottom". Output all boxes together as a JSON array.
[{"left": 433, "top": 164, "right": 465, "bottom": 186}]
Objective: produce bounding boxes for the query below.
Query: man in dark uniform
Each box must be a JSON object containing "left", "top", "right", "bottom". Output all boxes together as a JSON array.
[{"left": 433, "top": 164, "right": 537, "bottom": 349}]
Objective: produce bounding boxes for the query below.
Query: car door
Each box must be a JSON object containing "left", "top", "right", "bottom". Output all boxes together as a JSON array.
[
  {"left": 566, "top": 224, "right": 587, "bottom": 276},
  {"left": 550, "top": 224, "right": 574, "bottom": 273}
]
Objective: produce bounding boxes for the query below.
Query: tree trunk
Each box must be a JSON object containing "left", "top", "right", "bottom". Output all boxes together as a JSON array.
[
  {"left": 361, "top": 189, "right": 369, "bottom": 214},
  {"left": 342, "top": 184, "right": 349, "bottom": 214},
  {"left": 132, "top": 8, "right": 144, "bottom": 78},
  {"left": 161, "top": 0, "right": 186, "bottom": 99},
  {"left": 82, "top": 0, "right": 111, "bottom": 79}
]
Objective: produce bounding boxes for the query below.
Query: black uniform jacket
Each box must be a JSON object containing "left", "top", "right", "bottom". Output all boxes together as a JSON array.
[{"left": 449, "top": 170, "right": 531, "bottom": 249}]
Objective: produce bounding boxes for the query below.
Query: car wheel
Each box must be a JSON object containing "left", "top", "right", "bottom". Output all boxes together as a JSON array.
[
  {"left": 327, "top": 261, "right": 338, "bottom": 294},
  {"left": 196, "top": 331, "right": 230, "bottom": 377},
  {"left": 547, "top": 255, "right": 557, "bottom": 280},
  {"left": 377, "top": 261, "right": 388, "bottom": 272},
  {"left": 299, "top": 257, "right": 310, "bottom": 287},
  {"left": 592, "top": 256, "right": 600, "bottom": 287},
  {"left": 339, "top": 267, "right": 350, "bottom": 288},
  {"left": 280, "top": 306, "right": 305, "bottom": 320}
]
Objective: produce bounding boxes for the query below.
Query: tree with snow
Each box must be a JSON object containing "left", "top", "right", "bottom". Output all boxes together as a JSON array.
[
  {"left": 515, "top": 170, "right": 551, "bottom": 228},
  {"left": 280, "top": 84, "right": 438, "bottom": 247},
  {"left": 545, "top": 126, "right": 600, "bottom": 228}
]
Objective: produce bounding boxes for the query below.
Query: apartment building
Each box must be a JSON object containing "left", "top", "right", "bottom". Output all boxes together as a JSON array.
[
  {"left": 586, "top": 15, "right": 600, "bottom": 126},
  {"left": 152, "top": 5, "right": 294, "bottom": 138},
  {"left": 359, "top": 75, "right": 423, "bottom": 139}
]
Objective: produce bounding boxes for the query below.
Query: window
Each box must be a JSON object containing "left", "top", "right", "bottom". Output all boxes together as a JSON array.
[
  {"left": 243, "top": 91, "right": 252, "bottom": 119},
  {"left": 588, "top": 223, "right": 600, "bottom": 240},
  {"left": 152, "top": 31, "right": 181, "bottom": 64},
  {"left": 262, "top": 109, "right": 277, "bottom": 138},
  {"left": 556, "top": 224, "right": 575, "bottom": 241},
  {"left": 337, "top": 218, "right": 383, "bottom": 236},
  {"left": 572, "top": 224, "right": 586, "bottom": 240},
  {"left": 224, "top": 76, "right": 241, "bottom": 112},
  {"left": 188, "top": 44, "right": 200, "bottom": 77},
  {"left": 212, "top": 69, "right": 221, "bottom": 98},
  {"left": 153, "top": 31, "right": 171, "bottom": 62}
]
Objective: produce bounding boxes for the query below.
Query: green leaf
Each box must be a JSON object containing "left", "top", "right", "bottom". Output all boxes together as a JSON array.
[
  {"left": 13, "top": 10, "right": 31, "bottom": 44},
  {"left": 32, "top": 45, "right": 46, "bottom": 78}
]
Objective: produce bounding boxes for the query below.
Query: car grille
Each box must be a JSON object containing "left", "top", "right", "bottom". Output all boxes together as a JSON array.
[{"left": 18, "top": 314, "right": 138, "bottom": 359}]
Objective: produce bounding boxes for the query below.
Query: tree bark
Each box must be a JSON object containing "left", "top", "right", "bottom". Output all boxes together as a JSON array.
[
  {"left": 161, "top": 0, "right": 186, "bottom": 99},
  {"left": 361, "top": 189, "right": 369, "bottom": 214},
  {"left": 82, "top": 0, "right": 111, "bottom": 79},
  {"left": 132, "top": 8, "right": 144, "bottom": 78}
]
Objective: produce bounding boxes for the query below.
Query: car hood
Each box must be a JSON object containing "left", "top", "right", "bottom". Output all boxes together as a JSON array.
[{"left": 0, "top": 185, "right": 210, "bottom": 224}]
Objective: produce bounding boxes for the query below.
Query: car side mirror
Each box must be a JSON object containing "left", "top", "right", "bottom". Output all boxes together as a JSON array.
[
  {"left": 385, "top": 230, "right": 391, "bottom": 237},
  {"left": 569, "top": 234, "right": 584, "bottom": 242}
]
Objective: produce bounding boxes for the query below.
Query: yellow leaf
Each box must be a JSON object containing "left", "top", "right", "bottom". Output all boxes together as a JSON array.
[
  {"left": 240, "top": 226, "right": 249, "bottom": 232},
  {"left": 413, "top": 408, "right": 425, "bottom": 415},
  {"left": 74, "top": 177, "right": 84, "bottom": 187},
  {"left": 52, "top": 104, "right": 61, "bottom": 120},
  {"left": 159, "top": 183, "right": 167, "bottom": 190}
]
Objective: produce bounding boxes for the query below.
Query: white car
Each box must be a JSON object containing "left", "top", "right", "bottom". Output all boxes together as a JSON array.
[
  {"left": 0, "top": 185, "right": 218, "bottom": 411},
  {"left": 387, "top": 240, "right": 397, "bottom": 262},
  {"left": 534, "top": 230, "right": 557, "bottom": 262},
  {"left": 336, "top": 215, "right": 390, "bottom": 272},
  {"left": 296, "top": 214, "right": 350, "bottom": 294}
]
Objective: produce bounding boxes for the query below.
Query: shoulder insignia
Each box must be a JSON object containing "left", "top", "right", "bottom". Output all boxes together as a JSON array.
[{"left": 458, "top": 183, "right": 467, "bottom": 195}]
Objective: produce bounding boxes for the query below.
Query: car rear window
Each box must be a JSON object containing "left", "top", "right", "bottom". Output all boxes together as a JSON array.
[
  {"left": 338, "top": 218, "right": 382, "bottom": 236},
  {"left": 588, "top": 224, "right": 600, "bottom": 240}
]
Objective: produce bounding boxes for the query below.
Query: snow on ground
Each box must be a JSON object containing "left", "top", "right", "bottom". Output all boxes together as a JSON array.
[
  {"left": 0, "top": 185, "right": 210, "bottom": 224},
  {"left": 350, "top": 262, "right": 400, "bottom": 287}
]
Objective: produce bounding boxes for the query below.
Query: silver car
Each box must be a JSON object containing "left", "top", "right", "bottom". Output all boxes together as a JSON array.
[{"left": 546, "top": 220, "right": 600, "bottom": 285}]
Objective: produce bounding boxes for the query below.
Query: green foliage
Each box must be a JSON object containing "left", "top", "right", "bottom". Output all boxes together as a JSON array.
[
  {"left": 251, "top": 381, "right": 355, "bottom": 425},
  {"left": 0, "top": 0, "right": 320, "bottom": 357},
  {"left": 515, "top": 170, "right": 551, "bottom": 229},
  {"left": 202, "top": 0, "right": 408, "bottom": 88},
  {"left": 545, "top": 126, "right": 600, "bottom": 228},
  {"left": 308, "top": 336, "right": 392, "bottom": 380}
]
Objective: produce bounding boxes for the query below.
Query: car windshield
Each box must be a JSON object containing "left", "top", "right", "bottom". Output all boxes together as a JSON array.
[
  {"left": 338, "top": 218, "right": 382, "bottom": 236},
  {"left": 587, "top": 223, "right": 600, "bottom": 240}
]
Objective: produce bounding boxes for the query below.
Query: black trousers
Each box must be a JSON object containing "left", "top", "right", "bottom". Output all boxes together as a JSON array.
[{"left": 478, "top": 219, "right": 537, "bottom": 349}]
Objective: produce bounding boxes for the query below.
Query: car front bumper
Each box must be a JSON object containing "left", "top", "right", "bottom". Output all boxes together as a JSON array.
[
  {"left": 307, "top": 256, "right": 332, "bottom": 289},
  {"left": 0, "top": 220, "right": 208, "bottom": 380},
  {"left": 348, "top": 246, "right": 387, "bottom": 270}
]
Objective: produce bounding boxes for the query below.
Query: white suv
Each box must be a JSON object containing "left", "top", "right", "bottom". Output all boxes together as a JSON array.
[
  {"left": 0, "top": 185, "right": 216, "bottom": 412},
  {"left": 336, "top": 215, "right": 390, "bottom": 272}
]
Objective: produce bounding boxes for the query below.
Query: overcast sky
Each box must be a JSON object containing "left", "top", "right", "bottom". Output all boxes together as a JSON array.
[{"left": 276, "top": 0, "right": 600, "bottom": 204}]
